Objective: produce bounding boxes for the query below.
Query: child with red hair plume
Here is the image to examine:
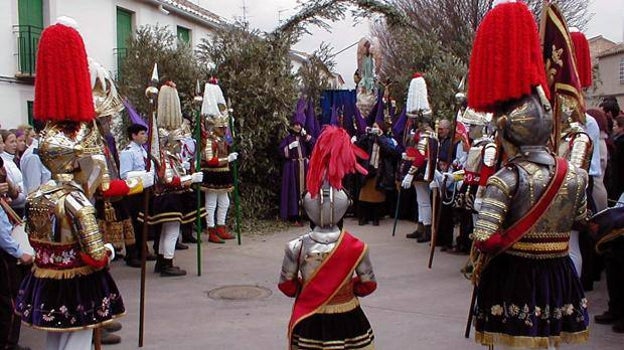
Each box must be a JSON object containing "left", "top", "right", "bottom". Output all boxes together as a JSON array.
[{"left": 278, "top": 126, "right": 377, "bottom": 350}]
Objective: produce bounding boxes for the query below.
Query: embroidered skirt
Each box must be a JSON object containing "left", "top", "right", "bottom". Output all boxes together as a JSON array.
[
  {"left": 138, "top": 191, "right": 206, "bottom": 225},
  {"left": 16, "top": 268, "right": 125, "bottom": 331},
  {"left": 291, "top": 305, "right": 375, "bottom": 350},
  {"left": 201, "top": 168, "right": 233, "bottom": 192},
  {"left": 474, "top": 254, "right": 589, "bottom": 348}
]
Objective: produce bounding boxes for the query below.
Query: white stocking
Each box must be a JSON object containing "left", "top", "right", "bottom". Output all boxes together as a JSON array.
[
  {"left": 159, "top": 221, "right": 180, "bottom": 259},
  {"left": 205, "top": 191, "right": 218, "bottom": 228},
  {"left": 216, "top": 193, "right": 230, "bottom": 226},
  {"left": 568, "top": 230, "right": 582, "bottom": 277},
  {"left": 46, "top": 329, "right": 92, "bottom": 350},
  {"left": 414, "top": 182, "right": 432, "bottom": 225}
]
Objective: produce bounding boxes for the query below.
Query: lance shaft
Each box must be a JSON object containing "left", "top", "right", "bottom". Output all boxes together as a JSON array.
[
  {"left": 228, "top": 100, "right": 243, "bottom": 245},
  {"left": 194, "top": 89, "right": 203, "bottom": 276},
  {"left": 427, "top": 186, "right": 439, "bottom": 268},
  {"left": 139, "top": 77, "right": 158, "bottom": 348}
]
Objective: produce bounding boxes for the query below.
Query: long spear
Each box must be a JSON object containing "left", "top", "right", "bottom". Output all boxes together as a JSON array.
[
  {"left": 227, "top": 99, "right": 243, "bottom": 245},
  {"left": 139, "top": 63, "right": 158, "bottom": 348},
  {"left": 193, "top": 81, "right": 203, "bottom": 275}
]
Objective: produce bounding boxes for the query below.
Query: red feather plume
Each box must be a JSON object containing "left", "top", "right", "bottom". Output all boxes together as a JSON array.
[
  {"left": 571, "top": 32, "right": 593, "bottom": 88},
  {"left": 34, "top": 23, "right": 95, "bottom": 122},
  {"left": 306, "top": 126, "right": 368, "bottom": 198},
  {"left": 467, "top": 2, "right": 550, "bottom": 113}
]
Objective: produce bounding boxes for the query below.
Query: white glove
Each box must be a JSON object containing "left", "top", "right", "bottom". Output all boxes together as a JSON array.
[
  {"left": 401, "top": 152, "right": 408, "bottom": 160},
  {"left": 227, "top": 152, "right": 238, "bottom": 162},
  {"left": 429, "top": 180, "right": 439, "bottom": 190},
  {"left": 473, "top": 197, "right": 483, "bottom": 212},
  {"left": 181, "top": 161, "right": 191, "bottom": 170},
  {"left": 104, "top": 243, "right": 115, "bottom": 262},
  {"left": 351, "top": 135, "right": 357, "bottom": 144},
  {"left": 300, "top": 128, "right": 307, "bottom": 136},
  {"left": 142, "top": 171, "right": 154, "bottom": 189},
  {"left": 288, "top": 141, "right": 299, "bottom": 149},
  {"left": 483, "top": 145, "right": 497, "bottom": 167},
  {"left": 401, "top": 174, "right": 414, "bottom": 189},
  {"left": 191, "top": 172, "right": 204, "bottom": 183},
  {"left": 442, "top": 172, "right": 456, "bottom": 184}
]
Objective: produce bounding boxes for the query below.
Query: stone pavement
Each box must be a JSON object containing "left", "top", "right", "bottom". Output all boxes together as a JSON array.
[{"left": 20, "top": 218, "right": 624, "bottom": 349}]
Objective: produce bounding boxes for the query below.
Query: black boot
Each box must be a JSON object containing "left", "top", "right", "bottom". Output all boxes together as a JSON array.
[
  {"left": 371, "top": 204, "right": 380, "bottom": 226},
  {"left": 358, "top": 203, "right": 368, "bottom": 226},
  {"left": 160, "top": 259, "right": 187, "bottom": 277},
  {"left": 154, "top": 254, "right": 164, "bottom": 273},
  {"left": 406, "top": 223, "right": 424, "bottom": 239},
  {"left": 417, "top": 225, "right": 432, "bottom": 243},
  {"left": 125, "top": 247, "right": 141, "bottom": 268},
  {"left": 181, "top": 225, "right": 198, "bottom": 243}
]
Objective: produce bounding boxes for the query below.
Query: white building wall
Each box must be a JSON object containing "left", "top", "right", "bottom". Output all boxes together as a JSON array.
[{"left": 0, "top": 0, "right": 219, "bottom": 128}]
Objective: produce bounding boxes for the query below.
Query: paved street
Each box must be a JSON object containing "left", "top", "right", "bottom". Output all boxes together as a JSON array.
[{"left": 20, "top": 218, "right": 624, "bottom": 349}]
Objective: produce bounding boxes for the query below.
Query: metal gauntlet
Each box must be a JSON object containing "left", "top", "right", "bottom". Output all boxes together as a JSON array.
[{"left": 66, "top": 191, "right": 107, "bottom": 261}]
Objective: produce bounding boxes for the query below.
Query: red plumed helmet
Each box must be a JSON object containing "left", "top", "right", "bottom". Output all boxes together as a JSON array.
[
  {"left": 467, "top": 1, "right": 550, "bottom": 112},
  {"left": 34, "top": 22, "right": 95, "bottom": 122},
  {"left": 306, "top": 126, "right": 368, "bottom": 197},
  {"left": 571, "top": 31, "right": 592, "bottom": 88}
]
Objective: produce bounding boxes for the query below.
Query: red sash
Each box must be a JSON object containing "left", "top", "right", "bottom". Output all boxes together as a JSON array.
[
  {"left": 287, "top": 231, "right": 367, "bottom": 343},
  {"left": 498, "top": 157, "right": 569, "bottom": 253}
]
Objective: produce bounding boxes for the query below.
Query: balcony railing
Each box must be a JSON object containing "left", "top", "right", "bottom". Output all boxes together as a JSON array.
[
  {"left": 13, "top": 24, "right": 43, "bottom": 78},
  {"left": 113, "top": 47, "right": 128, "bottom": 80}
]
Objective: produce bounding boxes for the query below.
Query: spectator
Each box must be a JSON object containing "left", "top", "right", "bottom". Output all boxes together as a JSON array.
[
  {"left": 609, "top": 116, "right": 624, "bottom": 201},
  {"left": 0, "top": 130, "right": 25, "bottom": 217},
  {"left": 587, "top": 109, "right": 609, "bottom": 212}
]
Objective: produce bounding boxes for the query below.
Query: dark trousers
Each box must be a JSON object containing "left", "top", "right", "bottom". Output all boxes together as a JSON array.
[
  {"left": 605, "top": 237, "right": 624, "bottom": 319},
  {"left": 125, "top": 193, "right": 145, "bottom": 259},
  {"left": 437, "top": 202, "right": 454, "bottom": 247},
  {"left": 0, "top": 251, "right": 20, "bottom": 349}
]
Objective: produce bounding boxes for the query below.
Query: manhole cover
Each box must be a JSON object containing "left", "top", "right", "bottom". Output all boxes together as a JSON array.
[{"left": 206, "top": 285, "right": 272, "bottom": 301}]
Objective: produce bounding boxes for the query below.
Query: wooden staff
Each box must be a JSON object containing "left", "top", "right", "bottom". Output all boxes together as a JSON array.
[
  {"left": 427, "top": 186, "right": 439, "bottom": 269},
  {"left": 194, "top": 80, "right": 203, "bottom": 276},
  {"left": 228, "top": 99, "right": 243, "bottom": 245},
  {"left": 139, "top": 63, "right": 159, "bottom": 348}
]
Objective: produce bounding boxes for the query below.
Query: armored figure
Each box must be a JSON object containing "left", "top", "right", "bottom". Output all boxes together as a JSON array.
[
  {"left": 457, "top": 109, "right": 497, "bottom": 213},
  {"left": 468, "top": 2, "right": 589, "bottom": 348},
  {"left": 279, "top": 126, "right": 377, "bottom": 350},
  {"left": 401, "top": 75, "right": 439, "bottom": 242},
  {"left": 14, "top": 20, "right": 125, "bottom": 349},
  {"left": 140, "top": 82, "right": 205, "bottom": 277},
  {"left": 200, "top": 80, "right": 238, "bottom": 243}
]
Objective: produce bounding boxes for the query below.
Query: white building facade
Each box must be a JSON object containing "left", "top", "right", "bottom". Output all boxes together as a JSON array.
[{"left": 0, "top": 0, "right": 225, "bottom": 128}]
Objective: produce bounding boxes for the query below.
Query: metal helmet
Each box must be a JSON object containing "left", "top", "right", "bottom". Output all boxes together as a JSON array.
[
  {"left": 39, "top": 121, "right": 110, "bottom": 198},
  {"left": 495, "top": 87, "right": 553, "bottom": 150},
  {"left": 302, "top": 182, "right": 351, "bottom": 229}
]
